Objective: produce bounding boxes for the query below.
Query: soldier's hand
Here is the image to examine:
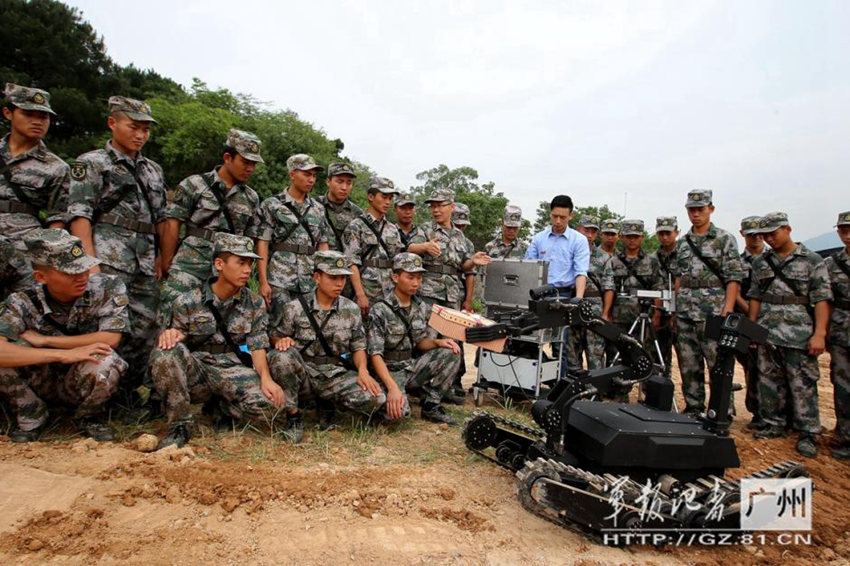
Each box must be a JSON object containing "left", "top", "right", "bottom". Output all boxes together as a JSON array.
[
  {"left": 471, "top": 252, "right": 492, "bottom": 266},
  {"left": 808, "top": 333, "right": 826, "bottom": 356},
  {"left": 386, "top": 387, "right": 406, "bottom": 420},
  {"left": 155, "top": 256, "right": 164, "bottom": 281},
  {"left": 274, "top": 337, "right": 295, "bottom": 351},
  {"left": 424, "top": 239, "right": 441, "bottom": 258},
  {"left": 59, "top": 342, "right": 113, "bottom": 365},
  {"left": 356, "top": 294, "right": 370, "bottom": 316},
  {"left": 261, "top": 380, "right": 285, "bottom": 408},
  {"left": 260, "top": 282, "right": 272, "bottom": 308},
  {"left": 462, "top": 299, "right": 473, "bottom": 312},
  {"left": 20, "top": 330, "right": 48, "bottom": 348},
  {"left": 357, "top": 371, "right": 382, "bottom": 396},
  {"left": 157, "top": 329, "right": 185, "bottom": 350},
  {"left": 435, "top": 338, "right": 460, "bottom": 354}
]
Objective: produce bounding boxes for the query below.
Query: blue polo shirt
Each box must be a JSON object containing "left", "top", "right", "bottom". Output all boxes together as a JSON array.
[{"left": 525, "top": 226, "right": 590, "bottom": 288}]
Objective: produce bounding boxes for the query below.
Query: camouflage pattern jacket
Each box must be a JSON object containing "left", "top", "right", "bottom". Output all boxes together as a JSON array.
[
  {"left": 0, "top": 274, "right": 129, "bottom": 341},
  {"left": 68, "top": 142, "right": 167, "bottom": 275},
  {"left": 825, "top": 249, "right": 850, "bottom": 348},
  {"left": 673, "top": 223, "right": 744, "bottom": 321},
  {"left": 0, "top": 135, "right": 69, "bottom": 244},
  {"left": 367, "top": 292, "right": 435, "bottom": 370},
  {"left": 410, "top": 221, "right": 472, "bottom": 305},
  {"left": 397, "top": 224, "right": 424, "bottom": 250},
  {"left": 316, "top": 195, "right": 363, "bottom": 252},
  {"left": 343, "top": 213, "right": 405, "bottom": 301},
  {"left": 483, "top": 237, "right": 527, "bottom": 259},
  {"left": 747, "top": 244, "right": 832, "bottom": 350},
  {"left": 601, "top": 251, "right": 666, "bottom": 324}
]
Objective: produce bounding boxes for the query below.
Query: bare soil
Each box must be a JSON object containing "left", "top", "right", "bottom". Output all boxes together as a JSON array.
[{"left": 0, "top": 347, "right": 848, "bottom": 565}]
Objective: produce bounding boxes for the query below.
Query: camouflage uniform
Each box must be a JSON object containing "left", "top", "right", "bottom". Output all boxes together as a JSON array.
[
  {"left": 68, "top": 97, "right": 166, "bottom": 387},
  {"left": 395, "top": 193, "right": 423, "bottom": 250},
  {"left": 0, "top": 235, "right": 28, "bottom": 295},
  {"left": 257, "top": 154, "right": 332, "bottom": 325},
  {"left": 1, "top": 85, "right": 70, "bottom": 288},
  {"left": 343, "top": 177, "right": 403, "bottom": 304},
  {"left": 0, "top": 230, "right": 128, "bottom": 432},
  {"left": 737, "top": 216, "right": 764, "bottom": 420},
  {"left": 567, "top": 215, "right": 607, "bottom": 370},
  {"left": 484, "top": 205, "right": 527, "bottom": 259},
  {"left": 410, "top": 190, "right": 472, "bottom": 309},
  {"left": 150, "top": 234, "right": 286, "bottom": 430},
  {"left": 269, "top": 251, "right": 386, "bottom": 416},
  {"left": 825, "top": 211, "right": 850, "bottom": 448},
  {"left": 748, "top": 214, "right": 831, "bottom": 435},
  {"left": 650, "top": 216, "right": 679, "bottom": 378},
  {"left": 159, "top": 129, "right": 263, "bottom": 325},
  {"left": 674, "top": 190, "right": 744, "bottom": 413},
  {"left": 316, "top": 162, "right": 363, "bottom": 252}
]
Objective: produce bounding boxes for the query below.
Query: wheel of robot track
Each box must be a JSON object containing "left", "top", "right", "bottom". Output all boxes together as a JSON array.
[
  {"left": 462, "top": 413, "right": 498, "bottom": 451},
  {"left": 516, "top": 458, "right": 565, "bottom": 519},
  {"left": 780, "top": 463, "right": 809, "bottom": 479}
]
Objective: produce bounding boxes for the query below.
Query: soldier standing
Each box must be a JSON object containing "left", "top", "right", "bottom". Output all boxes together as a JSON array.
[
  {"left": 158, "top": 129, "right": 264, "bottom": 325},
  {"left": 1, "top": 84, "right": 69, "bottom": 289},
  {"left": 316, "top": 162, "right": 363, "bottom": 252},
  {"left": 484, "top": 205, "right": 527, "bottom": 259},
  {"left": 0, "top": 229, "right": 129, "bottom": 442},
  {"left": 343, "top": 177, "right": 403, "bottom": 314},
  {"left": 68, "top": 96, "right": 167, "bottom": 393},
  {"left": 599, "top": 218, "right": 620, "bottom": 256},
  {"left": 736, "top": 216, "right": 766, "bottom": 430},
  {"left": 747, "top": 212, "right": 831, "bottom": 458},
  {"left": 367, "top": 252, "right": 462, "bottom": 424},
  {"left": 394, "top": 192, "right": 422, "bottom": 249},
  {"left": 673, "top": 189, "right": 743, "bottom": 415},
  {"left": 256, "top": 154, "right": 331, "bottom": 325},
  {"left": 567, "top": 215, "right": 608, "bottom": 370},
  {"left": 825, "top": 211, "right": 850, "bottom": 460},
  {"left": 151, "top": 234, "right": 295, "bottom": 450},
  {"left": 268, "top": 251, "right": 388, "bottom": 424},
  {"left": 651, "top": 216, "right": 679, "bottom": 378}
]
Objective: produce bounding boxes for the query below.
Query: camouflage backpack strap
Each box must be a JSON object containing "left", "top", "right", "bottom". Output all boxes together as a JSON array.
[
  {"left": 761, "top": 252, "right": 814, "bottom": 318},
  {"left": 684, "top": 234, "right": 727, "bottom": 286},
  {"left": 23, "top": 286, "right": 72, "bottom": 335},
  {"left": 281, "top": 201, "right": 317, "bottom": 247},
  {"left": 200, "top": 172, "right": 236, "bottom": 234},
  {"left": 0, "top": 154, "right": 42, "bottom": 219},
  {"left": 617, "top": 252, "right": 652, "bottom": 290},
  {"left": 375, "top": 298, "right": 416, "bottom": 353},
  {"left": 295, "top": 294, "right": 356, "bottom": 371},
  {"left": 322, "top": 203, "right": 345, "bottom": 251},
  {"left": 203, "top": 297, "right": 253, "bottom": 367},
  {"left": 359, "top": 216, "right": 390, "bottom": 260}
]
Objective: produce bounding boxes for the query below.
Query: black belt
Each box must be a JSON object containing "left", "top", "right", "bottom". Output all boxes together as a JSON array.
[
  {"left": 834, "top": 299, "right": 850, "bottom": 310},
  {"left": 362, "top": 258, "right": 393, "bottom": 269},
  {"left": 680, "top": 276, "right": 723, "bottom": 289},
  {"left": 382, "top": 350, "right": 412, "bottom": 362},
  {"left": 193, "top": 344, "right": 232, "bottom": 355},
  {"left": 761, "top": 294, "right": 809, "bottom": 305},
  {"left": 272, "top": 242, "right": 316, "bottom": 255},
  {"left": 185, "top": 225, "right": 226, "bottom": 241},
  {"left": 425, "top": 264, "right": 458, "bottom": 275},
  {"left": 97, "top": 213, "right": 156, "bottom": 234},
  {"left": 302, "top": 354, "right": 340, "bottom": 365},
  {"left": 0, "top": 200, "right": 39, "bottom": 216}
]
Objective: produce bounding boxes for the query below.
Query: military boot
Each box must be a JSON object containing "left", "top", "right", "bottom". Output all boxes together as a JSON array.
[
  {"left": 796, "top": 434, "right": 817, "bottom": 458},
  {"left": 157, "top": 423, "right": 190, "bottom": 450},
  {"left": 421, "top": 401, "right": 457, "bottom": 425},
  {"left": 831, "top": 443, "right": 850, "bottom": 460},
  {"left": 77, "top": 418, "right": 116, "bottom": 442},
  {"left": 754, "top": 425, "right": 786, "bottom": 439},
  {"left": 316, "top": 399, "right": 336, "bottom": 431},
  {"left": 280, "top": 412, "right": 304, "bottom": 444},
  {"left": 746, "top": 417, "right": 768, "bottom": 431},
  {"left": 9, "top": 426, "right": 42, "bottom": 443}
]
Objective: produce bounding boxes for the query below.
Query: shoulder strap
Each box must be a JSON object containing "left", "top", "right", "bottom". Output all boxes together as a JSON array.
[
  {"left": 201, "top": 172, "right": 236, "bottom": 234},
  {"left": 24, "top": 287, "right": 72, "bottom": 335},
  {"left": 322, "top": 204, "right": 345, "bottom": 250},
  {"left": 359, "top": 216, "right": 390, "bottom": 260},
  {"left": 0, "top": 154, "right": 42, "bottom": 214},
  {"left": 617, "top": 252, "right": 653, "bottom": 290},
  {"left": 764, "top": 253, "right": 806, "bottom": 298},
  {"left": 282, "top": 201, "right": 317, "bottom": 247},
  {"left": 835, "top": 256, "right": 850, "bottom": 280},
  {"left": 587, "top": 271, "right": 604, "bottom": 294},
  {"left": 204, "top": 297, "right": 253, "bottom": 367},
  {"left": 295, "top": 294, "right": 336, "bottom": 357},
  {"left": 685, "top": 234, "right": 727, "bottom": 286},
  {"left": 376, "top": 298, "right": 416, "bottom": 351}
]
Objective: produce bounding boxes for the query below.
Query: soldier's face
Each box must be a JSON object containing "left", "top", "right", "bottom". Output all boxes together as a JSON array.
[
  {"left": 108, "top": 115, "right": 150, "bottom": 155},
  {"left": 686, "top": 205, "right": 713, "bottom": 229},
  {"left": 395, "top": 204, "right": 415, "bottom": 225},
  {"left": 550, "top": 207, "right": 572, "bottom": 234},
  {"left": 223, "top": 153, "right": 257, "bottom": 183},
  {"left": 601, "top": 232, "right": 618, "bottom": 247},
  {"left": 393, "top": 271, "right": 423, "bottom": 296},
  {"left": 369, "top": 191, "right": 394, "bottom": 216},
  {"left": 578, "top": 226, "right": 597, "bottom": 245},
  {"left": 763, "top": 226, "right": 792, "bottom": 250},
  {"left": 290, "top": 169, "right": 317, "bottom": 192},
  {"left": 742, "top": 233, "right": 764, "bottom": 250},
  {"left": 502, "top": 224, "right": 519, "bottom": 242},
  {"left": 214, "top": 255, "right": 254, "bottom": 288},
  {"left": 314, "top": 272, "right": 346, "bottom": 299},
  {"left": 3, "top": 107, "right": 50, "bottom": 140},
  {"left": 623, "top": 234, "right": 643, "bottom": 252},
  {"left": 327, "top": 175, "right": 354, "bottom": 202},
  {"left": 33, "top": 267, "right": 90, "bottom": 300},
  {"left": 838, "top": 226, "right": 850, "bottom": 248},
  {"left": 656, "top": 230, "right": 678, "bottom": 249},
  {"left": 455, "top": 223, "right": 468, "bottom": 233},
  {"left": 429, "top": 201, "right": 454, "bottom": 224}
]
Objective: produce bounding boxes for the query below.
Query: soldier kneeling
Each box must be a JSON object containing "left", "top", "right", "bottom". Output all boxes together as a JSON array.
[
  {"left": 151, "top": 234, "right": 298, "bottom": 450},
  {"left": 0, "top": 229, "right": 128, "bottom": 442}
]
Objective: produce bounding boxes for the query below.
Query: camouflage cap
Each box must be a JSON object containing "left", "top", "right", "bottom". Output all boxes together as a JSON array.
[
  {"left": 369, "top": 177, "right": 399, "bottom": 194},
  {"left": 393, "top": 252, "right": 426, "bottom": 273},
  {"left": 503, "top": 205, "right": 523, "bottom": 228},
  {"left": 226, "top": 129, "right": 264, "bottom": 163},
  {"left": 740, "top": 215, "right": 763, "bottom": 235},
  {"left": 755, "top": 211, "right": 790, "bottom": 234},
  {"left": 4, "top": 83, "right": 55, "bottom": 115},
  {"left": 287, "top": 154, "right": 324, "bottom": 172},
  {"left": 327, "top": 162, "right": 356, "bottom": 178},
  {"left": 313, "top": 250, "right": 353, "bottom": 275},
  {"left": 24, "top": 229, "right": 100, "bottom": 275},
  {"left": 620, "top": 219, "right": 645, "bottom": 236},
  {"left": 213, "top": 233, "right": 262, "bottom": 259},
  {"left": 655, "top": 216, "right": 678, "bottom": 232},
  {"left": 686, "top": 189, "right": 712, "bottom": 208},
  {"left": 395, "top": 192, "right": 416, "bottom": 207},
  {"left": 108, "top": 95, "right": 157, "bottom": 123},
  {"left": 452, "top": 203, "right": 471, "bottom": 226},
  {"left": 577, "top": 214, "right": 599, "bottom": 229},
  {"left": 424, "top": 188, "right": 455, "bottom": 204},
  {"left": 600, "top": 219, "right": 620, "bottom": 234},
  {"left": 836, "top": 211, "right": 850, "bottom": 227}
]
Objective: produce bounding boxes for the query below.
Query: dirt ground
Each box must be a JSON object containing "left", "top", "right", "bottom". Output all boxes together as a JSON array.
[{"left": 1, "top": 347, "right": 848, "bottom": 566}]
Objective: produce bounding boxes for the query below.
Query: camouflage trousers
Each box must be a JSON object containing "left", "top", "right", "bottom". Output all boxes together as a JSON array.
[
  {"left": 268, "top": 348, "right": 386, "bottom": 417},
  {"left": 416, "top": 295, "right": 465, "bottom": 389},
  {"left": 829, "top": 343, "right": 850, "bottom": 443},
  {"left": 756, "top": 345, "right": 821, "bottom": 434},
  {"left": 0, "top": 352, "right": 125, "bottom": 431},
  {"left": 656, "top": 315, "right": 676, "bottom": 378},
  {"left": 149, "top": 344, "right": 282, "bottom": 429},
  {"left": 101, "top": 265, "right": 159, "bottom": 389},
  {"left": 266, "top": 348, "right": 312, "bottom": 411},
  {"left": 675, "top": 316, "right": 721, "bottom": 413},
  {"left": 735, "top": 346, "right": 761, "bottom": 419},
  {"left": 567, "top": 327, "right": 607, "bottom": 371},
  {"left": 269, "top": 285, "right": 310, "bottom": 331},
  {"left": 158, "top": 248, "right": 214, "bottom": 328},
  {"left": 387, "top": 346, "right": 461, "bottom": 404}
]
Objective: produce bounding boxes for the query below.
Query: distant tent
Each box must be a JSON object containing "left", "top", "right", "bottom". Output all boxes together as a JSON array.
[{"left": 802, "top": 230, "right": 842, "bottom": 257}]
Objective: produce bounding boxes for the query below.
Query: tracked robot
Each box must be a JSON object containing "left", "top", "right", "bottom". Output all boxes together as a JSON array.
[{"left": 462, "top": 288, "right": 807, "bottom": 541}]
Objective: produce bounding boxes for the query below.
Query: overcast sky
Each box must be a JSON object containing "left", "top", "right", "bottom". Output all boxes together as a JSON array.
[{"left": 68, "top": 0, "right": 850, "bottom": 245}]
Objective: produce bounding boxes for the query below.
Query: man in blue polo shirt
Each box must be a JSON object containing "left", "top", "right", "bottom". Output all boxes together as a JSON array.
[{"left": 525, "top": 195, "right": 589, "bottom": 374}]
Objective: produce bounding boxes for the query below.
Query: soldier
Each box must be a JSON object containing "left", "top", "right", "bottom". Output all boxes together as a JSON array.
[
  {"left": 825, "top": 211, "right": 850, "bottom": 460},
  {"left": 0, "top": 235, "right": 27, "bottom": 295},
  {"left": 1, "top": 84, "right": 69, "bottom": 289},
  {"left": 268, "top": 250, "right": 388, "bottom": 424},
  {"left": 447, "top": 202, "right": 480, "bottom": 402},
  {"left": 316, "top": 162, "right": 363, "bottom": 252},
  {"left": 394, "top": 192, "right": 422, "bottom": 249},
  {"left": 68, "top": 96, "right": 167, "bottom": 393},
  {"left": 151, "top": 233, "right": 296, "bottom": 450},
  {"left": 157, "top": 129, "right": 263, "bottom": 325},
  {"left": 367, "top": 253, "right": 462, "bottom": 424},
  {"left": 256, "top": 154, "right": 332, "bottom": 326},
  {"left": 673, "top": 189, "right": 743, "bottom": 416},
  {"left": 651, "top": 216, "right": 679, "bottom": 378},
  {"left": 484, "top": 205, "right": 527, "bottom": 259},
  {"left": 0, "top": 229, "right": 129, "bottom": 442},
  {"left": 736, "top": 216, "right": 766, "bottom": 430},
  {"left": 747, "top": 212, "right": 831, "bottom": 458},
  {"left": 599, "top": 218, "right": 620, "bottom": 256},
  {"left": 567, "top": 215, "right": 608, "bottom": 370},
  {"left": 343, "top": 177, "right": 403, "bottom": 314}
]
